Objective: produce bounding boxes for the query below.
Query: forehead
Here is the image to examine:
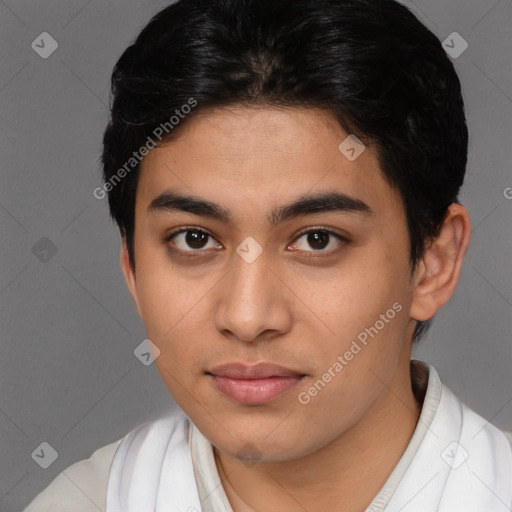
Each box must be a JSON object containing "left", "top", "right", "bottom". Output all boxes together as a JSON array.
[{"left": 136, "top": 106, "right": 403, "bottom": 221}]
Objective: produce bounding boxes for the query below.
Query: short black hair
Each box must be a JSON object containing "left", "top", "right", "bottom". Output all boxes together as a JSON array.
[{"left": 101, "top": 0, "right": 468, "bottom": 343}]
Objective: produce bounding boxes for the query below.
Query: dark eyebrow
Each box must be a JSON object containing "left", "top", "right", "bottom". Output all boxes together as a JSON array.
[
  {"left": 270, "top": 191, "right": 373, "bottom": 224},
  {"left": 147, "top": 190, "right": 373, "bottom": 225},
  {"left": 148, "top": 191, "right": 232, "bottom": 223}
]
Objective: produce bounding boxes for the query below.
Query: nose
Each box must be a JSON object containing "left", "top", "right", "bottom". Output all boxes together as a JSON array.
[{"left": 214, "top": 247, "right": 293, "bottom": 343}]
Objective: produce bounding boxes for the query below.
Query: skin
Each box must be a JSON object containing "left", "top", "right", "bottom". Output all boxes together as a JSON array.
[{"left": 120, "top": 106, "right": 471, "bottom": 512}]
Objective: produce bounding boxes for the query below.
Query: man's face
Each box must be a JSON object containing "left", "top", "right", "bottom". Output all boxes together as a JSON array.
[{"left": 123, "top": 106, "right": 418, "bottom": 462}]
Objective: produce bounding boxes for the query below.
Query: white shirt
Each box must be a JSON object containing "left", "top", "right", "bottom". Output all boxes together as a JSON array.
[{"left": 24, "top": 360, "right": 512, "bottom": 511}]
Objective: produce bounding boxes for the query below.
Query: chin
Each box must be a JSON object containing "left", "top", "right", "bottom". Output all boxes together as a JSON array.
[{"left": 210, "top": 426, "right": 313, "bottom": 464}]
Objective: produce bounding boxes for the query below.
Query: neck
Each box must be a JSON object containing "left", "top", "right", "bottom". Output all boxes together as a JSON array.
[{"left": 214, "top": 360, "right": 423, "bottom": 512}]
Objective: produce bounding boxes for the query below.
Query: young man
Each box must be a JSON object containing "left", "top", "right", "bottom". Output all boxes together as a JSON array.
[{"left": 24, "top": 0, "right": 512, "bottom": 511}]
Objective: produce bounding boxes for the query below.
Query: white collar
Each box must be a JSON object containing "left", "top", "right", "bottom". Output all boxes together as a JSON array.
[{"left": 106, "top": 360, "right": 512, "bottom": 511}]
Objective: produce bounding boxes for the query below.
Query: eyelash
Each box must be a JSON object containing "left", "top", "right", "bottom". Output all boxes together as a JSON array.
[{"left": 163, "top": 226, "right": 349, "bottom": 258}]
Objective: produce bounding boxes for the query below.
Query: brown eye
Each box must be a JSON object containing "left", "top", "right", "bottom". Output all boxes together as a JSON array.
[
  {"left": 290, "top": 229, "right": 347, "bottom": 254},
  {"left": 166, "top": 228, "right": 220, "bottom": 253},
  {"left": 306, "top": 231, "right": 330, "bottom": 250},
  {"left": 184, "top": 230, "right": 209, "bottom": 249}
]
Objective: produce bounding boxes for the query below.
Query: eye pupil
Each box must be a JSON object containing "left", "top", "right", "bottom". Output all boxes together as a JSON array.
[
  {"left": 308, "top": 231, "right": 329, "bottom": 250},
  {"left": 186, "top": 230, "right": 208, "bottom": 249}
]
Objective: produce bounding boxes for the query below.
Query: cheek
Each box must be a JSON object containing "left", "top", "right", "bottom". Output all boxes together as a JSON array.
[
  {"left": 134, "top": 253, "right": 203, "bottom": 338},
  {"left": 301, "top": 252, "right": 411, "bottom": 390},
  {"left": 308, "top": 259, "right": 402, "bottom": 337},
  {"left": 136, "top": 278, "right": 175, "bottom": 341},
  {"left": 134, "top": 266, "right": 214, "bottom": 375}
]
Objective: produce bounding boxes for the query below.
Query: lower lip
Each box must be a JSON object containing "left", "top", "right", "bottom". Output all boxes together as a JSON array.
[{"left": 208, "top": 374, "right": 304, "bottom": 405}]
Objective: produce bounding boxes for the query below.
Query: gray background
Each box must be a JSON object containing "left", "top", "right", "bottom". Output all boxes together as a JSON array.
[{"left": 0, "top": 0, "right": 510, "bottom": 510}]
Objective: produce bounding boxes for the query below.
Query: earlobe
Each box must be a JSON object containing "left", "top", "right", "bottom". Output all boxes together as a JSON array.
[
  {"left": 409, "top": 204, "right": 471, "bottom": 322},
  {"left": 120, "top": 240, "right": 143, "bottom": 319}
]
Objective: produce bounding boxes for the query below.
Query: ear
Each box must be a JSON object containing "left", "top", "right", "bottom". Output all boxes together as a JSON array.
[
  {"left": 409, "top": 204, "right": 471, "bottom": 322},
  {"left": 120, "top": 239, "right": 143, "bottom": 319}
]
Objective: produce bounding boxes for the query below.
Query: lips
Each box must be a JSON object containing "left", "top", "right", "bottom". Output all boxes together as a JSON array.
[
  {"left": 207, "top": 362, "right": 306, "bottom": 405},
  {"left": 207, "top": 362, "right": 304, "bottom": 379}
]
